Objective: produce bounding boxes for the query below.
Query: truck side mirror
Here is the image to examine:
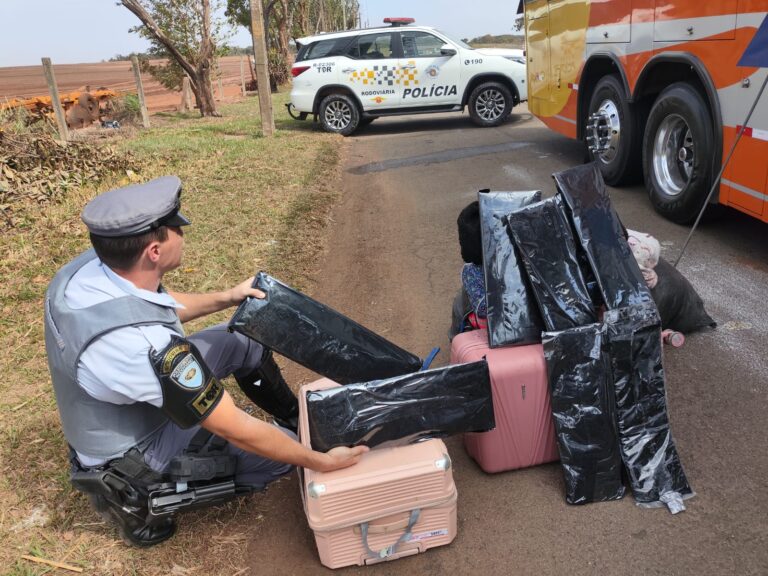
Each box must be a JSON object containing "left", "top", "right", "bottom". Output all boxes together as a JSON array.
[{"left": 440, "top": 44, "right": 457, "bottom": 57}]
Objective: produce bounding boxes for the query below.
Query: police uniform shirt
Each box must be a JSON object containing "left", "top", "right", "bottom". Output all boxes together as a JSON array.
[{"left": 64, "top": 258, "right": 185, "bottom": 466}]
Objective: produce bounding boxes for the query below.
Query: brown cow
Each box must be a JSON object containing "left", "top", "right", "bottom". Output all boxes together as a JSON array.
[{"left": 66, "top": 93, "right": 100, "bottom": 129}]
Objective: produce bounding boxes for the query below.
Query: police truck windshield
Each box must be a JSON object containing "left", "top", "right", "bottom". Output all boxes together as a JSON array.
[{"left": 435, "top": 30, "right": 473, "bottom": 50}]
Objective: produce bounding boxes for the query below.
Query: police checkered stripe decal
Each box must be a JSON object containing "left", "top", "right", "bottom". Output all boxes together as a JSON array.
[
  {"left": 376, "top": 65, "right": 397, "bottom": 86},
  {"left": 349, "top": 61, "right": 420, "bottom": 87}
]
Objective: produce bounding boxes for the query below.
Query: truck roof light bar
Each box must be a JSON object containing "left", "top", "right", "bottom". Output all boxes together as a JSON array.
[{"left": 384, "top": 17, "right": 415, "bottom": 27}]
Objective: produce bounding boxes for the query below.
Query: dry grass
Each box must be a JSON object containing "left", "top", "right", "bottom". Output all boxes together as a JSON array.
[{"left": 0, "top": 91, "right": 347, "bottom": 575}]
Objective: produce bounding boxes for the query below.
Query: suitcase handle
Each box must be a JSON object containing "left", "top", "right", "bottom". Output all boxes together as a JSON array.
[
  {"left": 354, "top": 514, "right": 411, "bottom": 535},
  {"left": 359, "top": 508, "right": 420, "bottom": 559}
]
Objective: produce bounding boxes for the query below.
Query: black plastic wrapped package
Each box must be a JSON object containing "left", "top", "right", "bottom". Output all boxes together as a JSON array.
[
  {"left": 506, "top": 197, "right": 597, "bottom": 331},
  {"left": 543, "top": 325, "right": 625, "bottom": 505},
  {"left": 554, "top": 163, "right": 653, "bottom": 310},
  {"left": 306, "top": 361, "right": 495, "bottom": 451},
  {"left": 229, "top": 273, "right": 422, "bottom": 385},
  {"left": 478, "top": 190, "right": 544, "bottom": 348},
  {"left": 605, "top": 303, "right": 694, "bottom": 512}
]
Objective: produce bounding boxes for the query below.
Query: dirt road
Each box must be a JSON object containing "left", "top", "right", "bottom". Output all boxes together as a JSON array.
[{"left": 246, "top": 108, "right": 768, "bottom": 575}]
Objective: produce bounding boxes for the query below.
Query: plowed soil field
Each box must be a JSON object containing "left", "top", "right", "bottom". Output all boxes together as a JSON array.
[{"left": 0, "top": 55, "right": 251, "bottom": 113}]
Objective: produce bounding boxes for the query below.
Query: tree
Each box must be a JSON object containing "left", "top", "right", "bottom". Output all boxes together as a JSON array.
[
  {"left": 226, "top": 0, "right": 358, "bottom": 90},
  {"left": 120, "top": 0, "right": 229, "bottom": 117},
  {"left": 226, "top": 0, "right": 290, "bottom": 90}
]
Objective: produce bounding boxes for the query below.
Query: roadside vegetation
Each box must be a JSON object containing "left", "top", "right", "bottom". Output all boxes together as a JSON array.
[
  {"left": 0, "top": 92, "right": 346, "bottom": 575},
  {"left": 467, "top": 33, "right": 524, "bottom": 50}
]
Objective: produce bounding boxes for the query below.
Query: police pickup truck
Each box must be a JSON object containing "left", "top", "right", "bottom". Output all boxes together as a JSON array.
[{"left": 289, "top": 18, "right": 527, "bottom": 135}]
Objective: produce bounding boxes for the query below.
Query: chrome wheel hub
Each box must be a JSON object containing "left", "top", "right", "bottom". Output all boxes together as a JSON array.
[
  {"left": 652, "top": 114, "right": 694, "bottom": 198},
  {"left": 586, "top": 99, "right": 621, "bottom": 163}
]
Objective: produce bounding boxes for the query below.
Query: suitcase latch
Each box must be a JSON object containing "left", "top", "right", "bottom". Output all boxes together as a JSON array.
[
  {"left": 307, "top": 481, "right": 326, "bottom": 498},
  {"left": 435, "top": 454, "right": 452, "bottom": 471}
]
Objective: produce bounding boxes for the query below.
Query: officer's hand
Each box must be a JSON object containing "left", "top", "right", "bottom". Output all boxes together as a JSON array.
[
  {"left": 320, "top": 445, "right": 369, "bottom": 472},
  {"left": 229, "top": 277, "right": 266, "bottom": 304}
]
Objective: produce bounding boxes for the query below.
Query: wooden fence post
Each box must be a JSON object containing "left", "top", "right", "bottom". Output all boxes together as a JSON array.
[
  {"left": 180, "top": 76, "right": 193, "bottom": 112},
  {"left": 130, "top": 56, "right": 150, "bottom": 128},
  {"left": 41, "top": 58, "right": 69, "bottom": 141},
  {"left": 240, "top": 55, "right": 246, "bottom": 95},
  {"left": 249, "top": 0, "right": 275, "bottom": 136}
]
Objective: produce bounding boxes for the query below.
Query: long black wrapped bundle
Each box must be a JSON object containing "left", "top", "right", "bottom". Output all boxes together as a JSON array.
[
  {"left": 543, "top": 325, "right": 625, "bottom": 505},
  {"left": 479, "top": 190, "right": 544, "bottom": 348},
  {"left": 306, "top": 361, "right": 495, "bottom": 451},
  {"left": 506, "top": 197, "right": 597, "bottom": 331},
  {"left": 605, "top": 303, "right": 693, "bottom": 512},
  {"left": 554, "top": 163, "right": 653, "bottom": 310},
  {"left": 229, "top": 273, "right": 422, "bottom": 385}
]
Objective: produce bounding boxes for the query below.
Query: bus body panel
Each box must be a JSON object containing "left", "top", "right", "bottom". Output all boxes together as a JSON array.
[{"left": 524, "top": 0, "right": 768, "bottom": 222}]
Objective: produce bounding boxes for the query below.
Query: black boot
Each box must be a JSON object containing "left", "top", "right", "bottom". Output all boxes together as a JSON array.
[
  {"left": 88, "top": 493, "right": 176, "bottom": 547},
  {"left": 235, "top": 348, "right": 299, "bottom": 432}
]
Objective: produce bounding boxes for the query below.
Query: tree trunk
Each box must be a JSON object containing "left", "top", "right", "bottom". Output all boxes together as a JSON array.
[
  {"left": 276, "top": 2, "right": 293, "bottom": 67},
  {"left": 197, "top": 0, "right": 220, "bottom": 116},
  {"left": 193, "top": 64, "right": 219, "bottom": 117},
  {"left": 316, "top": 0, "right": 325, "bottom": 34},
  {"left": 121, "top": 0, "right": 219, "bottom": 117},
  {"left": 294, "top": 0, "right": 310, "bottom": 38}
]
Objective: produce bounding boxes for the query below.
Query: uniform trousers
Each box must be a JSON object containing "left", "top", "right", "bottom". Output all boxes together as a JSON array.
[{"left": 140, "top": 322, "right": 294, "bottom": 490}]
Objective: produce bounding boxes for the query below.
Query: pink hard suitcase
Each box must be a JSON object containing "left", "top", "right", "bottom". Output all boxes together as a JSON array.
[
  {"left": 450, "top": 329, "right": 559, "bottom": 473},
  {"left": 298, "top": 378, "right": 458, "bottom": 569}
]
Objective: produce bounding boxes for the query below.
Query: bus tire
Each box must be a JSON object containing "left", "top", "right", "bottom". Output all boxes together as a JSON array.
[
  {"left": 585, "top": 75, "right": 641, "bottom": 185},
  {"left": 643, "top": 83, "right": 714, "bottom": 224}
]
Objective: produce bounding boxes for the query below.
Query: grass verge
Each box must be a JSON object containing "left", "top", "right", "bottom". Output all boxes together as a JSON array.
[{"left": 0, "top": 91, "right": 346, "bottom": 575}]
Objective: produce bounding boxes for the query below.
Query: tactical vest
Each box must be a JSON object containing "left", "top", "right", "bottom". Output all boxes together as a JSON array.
[{"left": 44, "top": 250, "right": 184, "bottom": 460}]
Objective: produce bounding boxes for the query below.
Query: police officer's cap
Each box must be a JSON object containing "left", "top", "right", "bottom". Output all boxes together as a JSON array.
[{"left": 81, "top": 175, "right": 191, "bottom": 237}]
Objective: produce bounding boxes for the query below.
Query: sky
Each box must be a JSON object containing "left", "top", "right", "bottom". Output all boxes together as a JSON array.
[{"left": 0, "top": 0, "right": 521, "bottom": 68}]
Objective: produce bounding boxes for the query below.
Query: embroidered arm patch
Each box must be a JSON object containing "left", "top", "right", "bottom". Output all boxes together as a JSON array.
[{"left": 149, "top": 335, "right": 223, "bottom": 428}]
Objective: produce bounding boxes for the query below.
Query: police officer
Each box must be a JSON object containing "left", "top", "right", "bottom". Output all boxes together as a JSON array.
[{"left": 44, "top": 176, "right": 367, "bottom": 546}]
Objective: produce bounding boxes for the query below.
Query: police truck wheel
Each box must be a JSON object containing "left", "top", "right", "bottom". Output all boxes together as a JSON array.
[
  {"left": 469, "top": 82, "right": 512, "bottom": 127},
  {"left": 319, "top": 93, "right": 360, "bottom": 136},
  {"left": 585, "top": 75, "right": 641, "bottom": 185},
  {"left": 643, "top": 83, "right": 714, "bottom": 224}
]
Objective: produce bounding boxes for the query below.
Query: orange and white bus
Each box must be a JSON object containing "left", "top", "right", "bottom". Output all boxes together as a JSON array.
[{"left": 521, "top": 0, "right": 768, "bottom": 223}]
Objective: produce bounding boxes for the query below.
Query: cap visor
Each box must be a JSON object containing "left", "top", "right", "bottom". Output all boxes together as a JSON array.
[{"left": 163, "top": 212, "right": 191, "bottom": 227}]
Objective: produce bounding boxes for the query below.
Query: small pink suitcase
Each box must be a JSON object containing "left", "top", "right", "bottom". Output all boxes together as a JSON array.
[
  {"left": 450, "top": 329, "right": 559, "bottom": 473},
  {"left": 298, "top": 378, "right": 458, "bottom": 569}
]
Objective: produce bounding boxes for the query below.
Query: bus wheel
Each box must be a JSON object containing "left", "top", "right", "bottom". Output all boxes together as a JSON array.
[
  {"left": 585, "top": 75, "right": 641, "bottom": 185},
  {"left": 643, "top": 83, "right": 713, "bottom": 224}
]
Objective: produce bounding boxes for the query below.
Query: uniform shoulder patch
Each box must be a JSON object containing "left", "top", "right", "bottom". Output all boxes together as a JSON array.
[{"left": 150, "top": 335, "right": 224, "bottom": 428}]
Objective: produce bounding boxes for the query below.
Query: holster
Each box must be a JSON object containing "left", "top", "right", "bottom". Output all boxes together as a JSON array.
[
  {"left": 167, "top": 431, "right": 236, "bottom": 483},
  {"left": 70, "top": 430, "right": 247, "bottom": 523}
]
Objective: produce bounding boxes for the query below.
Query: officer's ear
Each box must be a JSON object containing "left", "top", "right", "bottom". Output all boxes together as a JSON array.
[{"left": 145, "top": 239, "right": 163, "bottom": 264}]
